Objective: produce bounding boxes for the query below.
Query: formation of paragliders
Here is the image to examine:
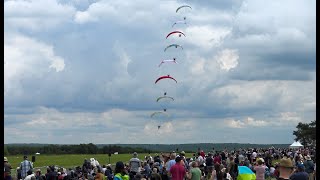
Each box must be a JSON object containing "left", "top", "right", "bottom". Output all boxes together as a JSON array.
[{"left": 151, "top": 3, "right": 192, "bottom": 130}]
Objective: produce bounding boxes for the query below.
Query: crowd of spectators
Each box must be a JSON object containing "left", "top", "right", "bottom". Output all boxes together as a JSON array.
[{"left": 4, "top": 146, "right": 316, "bottom": 180}]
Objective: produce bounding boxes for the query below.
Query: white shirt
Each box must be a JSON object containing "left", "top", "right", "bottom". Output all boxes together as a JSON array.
[
  {"left": 270, "top": 167, "right": 275, "bottom": 174},
  {"left": 24, "top": 174, "right": 35, "bottom": 180},
  {"left": 102, "top": 167, "right": 107, "bottom": 174},
  {"left": 252, "top": 152, "right": 257, "bottom": 158},
  {"left": 226, "top": 173, "right": 232, "bottom": 180},
  {"left": 197, "top": 156, "right": 204, "bottom": 165}
]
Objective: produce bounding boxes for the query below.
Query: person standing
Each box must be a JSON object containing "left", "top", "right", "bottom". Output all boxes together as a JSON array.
[
  {"left": 4, "top": 157, "right": 12, "bottom": 180},
  {"left": 20, "top": 156, "right": 33, "bottom": 179},
  {"left": 187, "top": 162, "right": 201, "bottom": 180},
  {"left": 289, "top": 163, "right": 308, "bottom": 180},
  {"left": 150, "top": 168, "right": 162, "bottom": 180},
  {"left": 95, "top": 168, "right": 105, "bottom": 180},
  {"left": 253, "top": 158, "right": 266, "bottom": 180},
  {"left": 228, "top": 156, "right": 237, "bottom": 180},
  {"left": 129, "top": 152, "right": 141, "bottom": 180},
  {"left": 205, "top": 153, "right": 213, "bottom": 176},
  {"left": 277, "top": 157, "right": 294, "bottom": 180},
  {"left": 166, "top": 153, "right": 177, "bottom": 173},
  {"left": 169, "top": 157, "right": 186, "bottom": 180},
  {"left": 25, "top": 170, "right": 36, "bottom": 180},
  {"left": 303, "top": 155, "right": 315, "bottom": 180},
  {"left": 114, "top": 161, "right": 129, "bottom": 180},
  {"left": 35, "top": 169, "right": 45, "bottom": 180}
]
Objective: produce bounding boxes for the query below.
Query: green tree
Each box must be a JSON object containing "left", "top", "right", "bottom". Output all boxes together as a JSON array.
[
  {"left": 293, "top": 120, "right": 316, "bottom": 147},
  {"left": 87, "top": 143, "right": 98, "bottom": 154},
  {"left": 4, "top": 145, "right": 9, "bottom": 156}
]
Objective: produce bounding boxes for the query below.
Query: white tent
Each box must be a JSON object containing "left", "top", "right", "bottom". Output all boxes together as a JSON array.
[{"left": 289, "top": 141, "right": 303, "bottom": 148}]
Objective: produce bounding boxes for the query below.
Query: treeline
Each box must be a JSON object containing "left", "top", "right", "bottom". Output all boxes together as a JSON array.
[
  {"left": 4, "top": 143, "right": 291, "bottom": 156},
  {"left": 4, "top": 143, "right": 153, "bottom": 156},
  {"left": 113, "top": 143, "right": 290, "bottom": 153}
]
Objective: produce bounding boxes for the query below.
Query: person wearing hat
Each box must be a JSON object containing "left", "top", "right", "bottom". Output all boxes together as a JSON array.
[
  {"left": 35, "top": 169, "right": 45, "bottom": 180},
  {"left": 4, "top": 157, "right": 12, "bottom": 180},
  {"left": 289, "top": 163, "right": 308, "bottom": 180},
  {"left": 253, "top": 158, "right": 267, "bottom": 180},
  {"left": 303, "top": 155, "right": 315, "bottom": 180},
  {"left": 179, "top": 151, "right": 189, "bottom": 171},
  {"left": 114, "top": 161, "right": 129, "bottom": 180},
  {"left": 277, "top": 157, "right": 294, "bottom": 180},
  {"left": 129, "top": 152, "right": 141, "bottom": 179}
]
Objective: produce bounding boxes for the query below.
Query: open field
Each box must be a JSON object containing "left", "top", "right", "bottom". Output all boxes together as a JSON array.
[{"left": 7, "top": 153, "right": 193, "bottom": 176}]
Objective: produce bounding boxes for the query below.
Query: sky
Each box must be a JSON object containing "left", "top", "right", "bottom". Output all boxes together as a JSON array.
[{"left": 4, "top": 0, "right": 316, "bottom": 144}]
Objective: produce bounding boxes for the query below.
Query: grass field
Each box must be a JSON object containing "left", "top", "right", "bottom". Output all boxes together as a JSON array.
[
  {"left": 6, "top": 153, "right": 280, "bottom": 179},
  {"left": 7, "top": 153, "right": 193, "bottom": 176}
]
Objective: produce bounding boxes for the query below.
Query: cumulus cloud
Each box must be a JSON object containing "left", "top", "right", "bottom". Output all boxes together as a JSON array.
[
  {"left": 4, "top": 0, "right": 316, "bottom": 144},
  {"left": 4, "top": 34, "right": 65, "bottom": 94},
  {"left": 225, "top": 117, "right": 268, "bottom": 128},
  {"left": 73, "top": 0, "right": 178, "bottom": 26},
  {"left": 216, "top": 49, "right": 239, "bottom": 71},
  {"left": 185, "top": 25, "right": 231, "bottom": 50},
  {"left": 4, "top": 0, "right": 76, "bottom": 31}
]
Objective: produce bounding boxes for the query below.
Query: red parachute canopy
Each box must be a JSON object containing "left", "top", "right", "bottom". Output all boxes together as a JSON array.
[
  {"left": 166, "top": 31, "right": 186, "bottom": 39},
  {"left": 155, "top": 75, "right": 177, "bottom": 84}
]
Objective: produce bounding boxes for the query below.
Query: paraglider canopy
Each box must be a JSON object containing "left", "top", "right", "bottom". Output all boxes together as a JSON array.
[
  {"left": 164, "top": 44, "right": 183, "bottom": 52},
  {"left": 166, "top": 31, "right": 186, "bottom": 39},
  {"left": 155, "top": 75, "right": 178, "bottom": 84},
  {"left": 172, "top": 20, "right": 187, "bottom": 28},
  {"left": 158, "top": 58, "right": 178, "bottom": 67},
  {"left": 156, "top": 96, "right": 174, "bottom": 102},
  {"left": 176, "top": 5, "right": 192, "bottom": 13},
  {"left": 150, "top": 109, "right": 169, "bottom": 118}
]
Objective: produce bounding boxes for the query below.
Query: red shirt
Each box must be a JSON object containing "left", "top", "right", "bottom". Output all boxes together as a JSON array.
[
  {"left": 200, "top": 152, "right": 205, "bottom": 158},
  {"left": 213, "top": 156, "right": 221, "bottom": 164},
  {"left": 170, "top": 164, "right": 186, "bottom": 180}
]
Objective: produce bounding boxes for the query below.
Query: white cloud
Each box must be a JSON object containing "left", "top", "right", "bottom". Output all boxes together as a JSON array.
[
  {"left": 112, "top": 41, "right": 132, "bottom": 75},
  {"left": 185, "top": 25, "right": 231, "bottom": 50},
  {"left": 225, "top": 117, "right": 268, "bottom": 128},
  {"left": 74, "top": 11, "right": 96, "bottom": 24},
  {"left": 230, "top": 0, "right": 315, "bottom": 54},
  {"left": 3, "top": 0, "right": 316, "bottom": 144},
  {"left": 4, "top": 0, "right": 76, "bottom": 31},
  {"left": 211, "top": 80, "right": 315, "bottom": 111},
  {"left": 279, "top": 112, "right": 301, "bottom": 124},
  {"left": 226, "top": 118, "right": 245, "bottom": 128},
  {"left": 73, "top": 0, "right": 177, "bottom": 26},
  {"left": 216, "top": 49, "right": 239, "bottom": 71},
  {"left": 4, "top": 34, "right": 65, "bottom": 94},
  {"left": 189, "top": 58, "right": 205, "bottom": 75}
]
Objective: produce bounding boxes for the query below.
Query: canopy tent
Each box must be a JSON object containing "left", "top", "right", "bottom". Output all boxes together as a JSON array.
[{"left": 289, "top": 141, "right": 303, "bottom": 148}]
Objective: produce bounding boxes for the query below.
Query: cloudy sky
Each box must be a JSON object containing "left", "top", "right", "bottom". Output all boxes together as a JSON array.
[{"left": 4, "top": 0, "right": 316, "bottom": 144}]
